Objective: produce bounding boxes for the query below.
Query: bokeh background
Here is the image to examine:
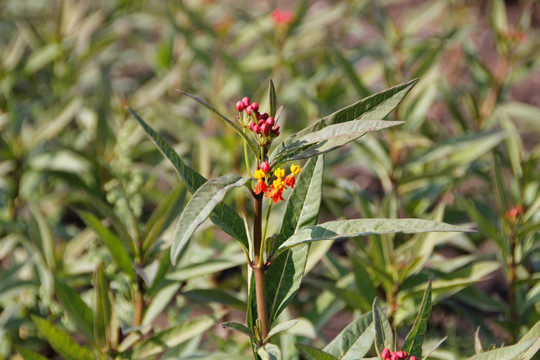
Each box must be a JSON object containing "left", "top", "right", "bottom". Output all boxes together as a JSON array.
[{"left": 1, "top": 0, "right": 539, "bottom": 359}]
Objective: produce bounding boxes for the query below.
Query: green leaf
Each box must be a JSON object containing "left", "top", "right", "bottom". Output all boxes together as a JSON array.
[
  {"left": 31, "top": 316, "right": 94, "bottom": 360},
  {"left": 54, "top": 277, "right": 95, "bottom": 341},
  {"left": 142, "top": 283, "right": 181, "bottom": 326},
  {"left": 132, "top": 316, "right": 215, "bottom": 359},
  {"left": 267, "top": 156, "right": 324, "bottom": 323},
  {"left": 175, "top": 90, "right": 259, "bottom": 156},
  {"left": 269, "top": 79, "right": 277, "bottom": 118},
  {"left": 128, "top": 108, "right": 248, "bottom": 252},
  {"left": 166, "top": 253, "right": 245, "bottom": 281},
  {"left": 15, "top": 346, "right": 49, "bottom": 360},
  {"left": 276, "top": 218, "right": 473, "bottom": 256},
  {"left": 77, "top": 210, "right": 135, "bottom": 280},
  {"left": 402, "top": 281, "right": 432, "bottom": 358},
  {"left": 465, "top": 339, "right": 536, "bottom": 360},
  {"left": 323, "top": 311, "right": 374, "bottom": 360},
  {"left": 171, "top": 174, "right": 248, "bottom": 265},
  {"left": 267, "top": 320, "right": 298, "bottom": 340},
  {"left": 257, "top": 343, "right": 282, "bottom": 360},
  {"left": 94, "top": 263, "right": 112, "bottom": 349},
  {"left": 221, "top": 322, "right": 254, "bottom": 337},
  {"left": 373, "top": 298, "right": 394, "bottom": 357},
  {"left": 296, "top": 344, "right": 339, "bottom": 360},
  {"left": 269, "top": 120, "right": 403, "bottom": 165},
  {"left": 143, "top": 184, "right": 186, "bottom": 254},
  {"left": 275, "top": 78, "right": 418, "bottom": 153}
]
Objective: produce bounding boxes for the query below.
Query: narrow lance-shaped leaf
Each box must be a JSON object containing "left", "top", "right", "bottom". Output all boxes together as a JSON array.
[
  {"left": 269, "top": 79, "right": 277, "bottom": 118},
  {"left": 269, "top": 120, "right": 403, "bottom": 165},
  {"left": 402, "top": 281, "right": 432, "bottom": 358},
  {"left": 55, "top": 277, "right": 95, "bottom": 342},
  {"left": 266, "top": 156, "right": 324, "bottom": 324},
  {"left": 132, "top": 316, "right": 216, "bottom": 359},
  {"left": 221, "top": 322, "right": 254, "bottom": 338},
  {"left": 171, "top": 174, "right": 249, "bottom": 266},
  {"left": 266, "top": 320, "right": 298, "bottom": 340},
  {"left": 465, "top": 339, "right": 536, "bottom": 360},
  {"left": 296, "top": 344, "right": 339, "bottom": 360},
  {"left": 15, "top": 347, "right": 49, "bottom": 360},
  {"left": 128, "top": 108, "right": 248, "bottom": 252},
  {"left": 275, "top": 218, "right": 474, "bottom": 257},
  {"left": 176, "top": 90, "right": 259, "bottom": 156},
  {"left": 77, "top": 210, "right": 135, "bottom": 281},
  {"left": 373, "top": 298, "right": 394, "bottom": 357},
  {"left": 94, "top": 263, "right": 112, "bottom": 349},
  {"left": 31, "top": 316, "right": 94, "bottom": 360},
  {"left": 274, "top": 78, "right": 418, "bottom": 155},
  {"left": 323, "top": 311, "right": 374, "bottom": 360}
]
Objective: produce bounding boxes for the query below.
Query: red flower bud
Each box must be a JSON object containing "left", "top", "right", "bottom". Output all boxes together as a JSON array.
[
  {"left": 248, "top": 120, "right": 255, "bottom": 131},
  {"left": 262, "top": 113, "right": 269, "bottom": 119},
  {"left": 260, "top": 161, "right": 270, "bottom": 173},
  {"left": 253, "top": 125, "right": 260, "bottom": 133},
  {"left": 258, "top": 119, "right": 265, "bottom": 126},
  {"left": 261, "top": 123, "right": 270, "bottom": 135},
  {"left": 410, "top": 357, "right": 417, "bottom": 360},
  {"left": 396, "top": 351, "right": 407, "bottom": 359},
  {"left": 381, "top": 348, "right": 391, "bottom": 359},
  {"left": 391, "top": 354, "right": 398, "bottom": 360},
  {"left": 236, "top": 101, "right": 244, "bottom": 112},
  {"left": 242, "top": 97, "right": 251, "bottom": 107},
  {"left": 266, "top": 117, "right": 275, "bottom": 126},
  {"left": 251, "top": 102, "right": 259, "bottom": 111},
  {"left": 246, "top": 105, "right": 253, "bottom": 115}
]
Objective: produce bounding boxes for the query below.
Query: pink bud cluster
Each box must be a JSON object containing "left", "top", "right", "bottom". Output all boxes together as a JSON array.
[
  {"left": 236, "top": 97, "right": 280, "bottom": 138},
  {"left": 381, "top": 348, "right": 417, "bottom": 360}
]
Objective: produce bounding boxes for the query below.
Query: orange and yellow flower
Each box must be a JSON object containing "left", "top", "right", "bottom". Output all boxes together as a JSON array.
[
  {"left": 253, "top": 164, "right": 302, "bottom": 203},
  {"left": 265, "top": 178, "right": 285, "bottom": 204}
]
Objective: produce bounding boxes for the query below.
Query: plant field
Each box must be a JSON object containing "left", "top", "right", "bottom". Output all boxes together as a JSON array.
[{"left": 1, "top": 0, "right": 539, "bottom": 359}]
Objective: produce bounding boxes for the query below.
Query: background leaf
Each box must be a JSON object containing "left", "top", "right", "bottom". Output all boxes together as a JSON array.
[
  {"left": 402, "top": 281, "right": 432, "bottom": 358},
  {"left": 323, "top": 311, "right": 374, "bottom": 360},
  {"left": 31, "top": 316, "right": 94, "bottom": 360}
]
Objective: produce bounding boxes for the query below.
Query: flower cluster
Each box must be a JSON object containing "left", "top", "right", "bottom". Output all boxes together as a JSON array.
[
  {"left": 272, "top": 9, "right": 295, "bottom": 25},
  {"left": 505, "top": 205, "right": 524, "bottom": 222},
  {"left": 253, "top": 162, "right": 302, "bottom": 204},
  {"left": 236, "top": 97, "right": 280, "bottom": 145},
  {"left": 381, "top": 348, "right": 416, "bottom": 360}
]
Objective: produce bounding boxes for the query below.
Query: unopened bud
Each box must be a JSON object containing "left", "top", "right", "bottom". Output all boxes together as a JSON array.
[
  {"left": 266, "top": 117, "right": 275, "bottom": 126},
  {"left": 260, "top": 162, "right": 270, "bottom": 173},
  {"left": 246, "top": 105, "right": 253, "bottom": 115},
  {"left": 236, "top": 101, "right": 244, "bottom": 112},
  {"left": 251, "top": 102, "right": 259, "bottom": 111},
  {"left": 248, "top": 120, "right": 255, "bottom": 131},
  {"left": 410, "top": 357, "right": 417, "bottom": 360},
  {"left": 242, "top": 96, "right": 251, "bottom": 107},
  {"left": 391, "top": 354, "right": 398, "bottom": 360},
  {"left": 253, "top": 125, "right": 260, "bottom": 134},
  {"left": 382, "top": 348, "right": 391, "bottom": 359},
  {"left": 261, "top": 123, "right": 269, "bottom": 135}
]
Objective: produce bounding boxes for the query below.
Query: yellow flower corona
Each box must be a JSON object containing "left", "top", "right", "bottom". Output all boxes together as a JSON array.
[
  {"left": 290, "top": 164, "right": 302, "bottom": 175},
  {"left": 273, "top": 167, "right": 285, "bottom": 179},
  {"left": 253, "top": 169, "right": 266, "bottom": 180}
]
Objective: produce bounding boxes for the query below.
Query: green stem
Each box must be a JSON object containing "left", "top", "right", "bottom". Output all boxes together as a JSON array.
[
  {"left": 261, "top": 201, "right": 273, "bottom": 254},
  {"left": 243, "top": 127, "right": 252, "bottom": 178}
]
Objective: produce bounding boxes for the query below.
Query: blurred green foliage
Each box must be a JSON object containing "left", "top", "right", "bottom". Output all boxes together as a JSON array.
[{"left": 1, "top": 0, "right": 539, "bottom": 359}]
